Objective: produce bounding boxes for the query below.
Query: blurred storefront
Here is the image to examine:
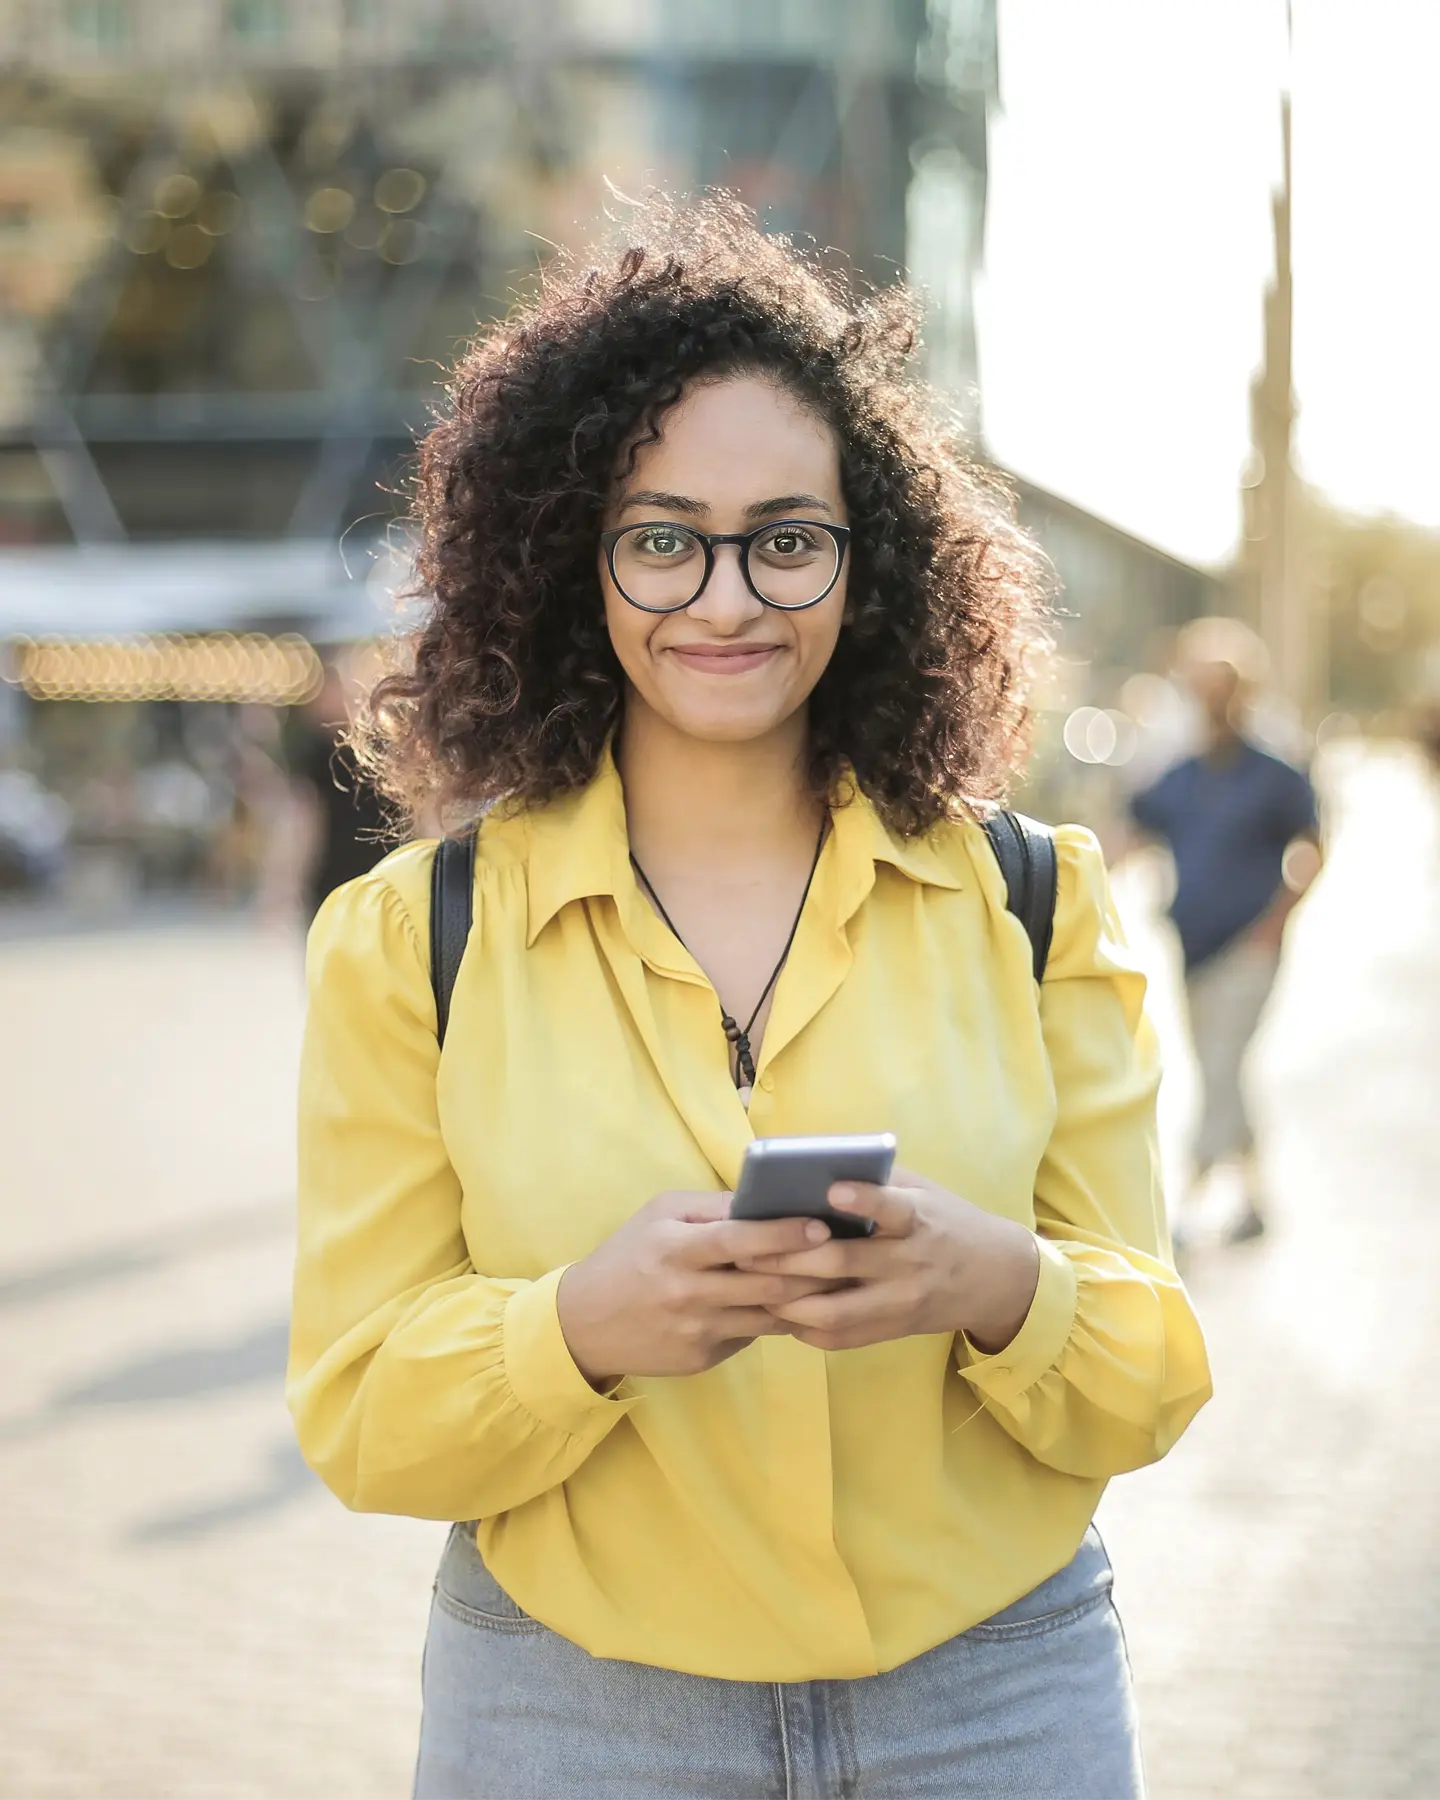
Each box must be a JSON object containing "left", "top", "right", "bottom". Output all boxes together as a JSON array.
[
  {"left": 1011, "top": 478, "right": 1227, "bottom": 832},
  {"left": 0, "top": 0, "right": 1210, "bottom": 898},
  {"left": 2, "top": 0, "right": 990, "bottom": 547},
  {"left": 0, "top": 0, "right": 1000, "bottom": 900}
]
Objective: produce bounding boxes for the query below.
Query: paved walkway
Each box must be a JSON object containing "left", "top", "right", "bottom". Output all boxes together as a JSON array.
[
  {"left": 1, "top": 746, "right": 1437, "bottom": 1798},
  {"left": 1099, "top": 744, "right": 1440, "bottom": 1799}
]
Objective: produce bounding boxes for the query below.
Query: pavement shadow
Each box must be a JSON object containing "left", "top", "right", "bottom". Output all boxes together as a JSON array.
[
  {"left": 0, "top": 1199, "right": 291, "bottom": 1313},
  {"left": 53, "top": 1317, "right": 291, "bottom": 1408},
  {"left": 4, "top": 1316, "right": 321, "bottom": 1540},
  {"left": 128, "top": 1437, "right": 320, "bottom": 1544},
  {"left": 0, "top": 1315, "right": 291, "bottom": 1447}
]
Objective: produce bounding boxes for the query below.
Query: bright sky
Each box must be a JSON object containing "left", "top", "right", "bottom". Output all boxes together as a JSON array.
[{"left": 980, "top": 0, "right": 1440, "bottom": 568}]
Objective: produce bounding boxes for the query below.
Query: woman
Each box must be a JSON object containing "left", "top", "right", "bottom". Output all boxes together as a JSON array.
[{"left": 289, "top": 198, "right": 1211, "bottom": 1799}]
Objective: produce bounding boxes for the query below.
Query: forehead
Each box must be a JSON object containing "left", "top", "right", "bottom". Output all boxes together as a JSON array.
[
  {"left": 1184, "top": 656, "right": 1242, "bottom": 686},
  {"left": 620, "top": 375, "right": 841, "bottom": 501}
]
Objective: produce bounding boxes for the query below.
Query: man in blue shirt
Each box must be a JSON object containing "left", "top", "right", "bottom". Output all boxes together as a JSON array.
[{"left": 1131, "top": 619, "right": 1320, "bottom": 1243}]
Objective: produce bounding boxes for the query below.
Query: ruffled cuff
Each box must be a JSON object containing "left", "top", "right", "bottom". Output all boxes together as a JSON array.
[
  {"left": 956, "top": 1237, "right": 1078, "bottom": 1404},
  {"left": 502, "top": 1267, "right": 635, "bottom": 1435}
]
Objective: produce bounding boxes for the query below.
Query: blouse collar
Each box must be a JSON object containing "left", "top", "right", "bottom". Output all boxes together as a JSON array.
[{"left": 522, "top": 743, "right": 965, "bottom": 950}]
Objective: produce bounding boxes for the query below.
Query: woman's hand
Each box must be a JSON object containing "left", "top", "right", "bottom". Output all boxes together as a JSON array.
[
  {"left": 555, "top": 1192, "right": 838, "bottom": 1389},
  {"left": 738, "top": 1168, "right": 1041, "bottom": 1355}
]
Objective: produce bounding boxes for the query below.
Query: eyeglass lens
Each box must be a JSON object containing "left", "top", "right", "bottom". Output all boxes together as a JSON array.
[{"left": 611, "top": 523, "right": 839, "bottom": 611}]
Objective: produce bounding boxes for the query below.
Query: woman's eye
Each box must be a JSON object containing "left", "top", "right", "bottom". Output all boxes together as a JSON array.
[
  {"left": 635, "top": 528, "right": 693, "bottom": 558},
  {"left": 759, "top": 526, "right": 819, "bottom": 557}
]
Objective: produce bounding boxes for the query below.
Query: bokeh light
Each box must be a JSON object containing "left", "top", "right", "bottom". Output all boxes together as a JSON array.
[
  {"left": 153, "top": 172, "right": 201, "bottom": 218},
  {"left": 1062, "top": 706, "right": 1137, "bottom": 766},
  {"left": 304, "top": 186, "right": 356, "bottom": 234},
  {"left": 374, "top": 167, "right": 426, "bottom": 214},
  {"left": 7, "top": 634, "right": 324, "bottom": 706}
]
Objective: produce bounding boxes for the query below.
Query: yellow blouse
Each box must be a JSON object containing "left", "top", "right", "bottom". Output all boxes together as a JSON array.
[{"left": 288, "top": 753, "right": 1210, "bottom": 1682}]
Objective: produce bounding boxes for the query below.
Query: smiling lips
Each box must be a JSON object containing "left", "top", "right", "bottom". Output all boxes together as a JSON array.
[{"left": 665, "top": 643, "right": 784, "bottom": 675}]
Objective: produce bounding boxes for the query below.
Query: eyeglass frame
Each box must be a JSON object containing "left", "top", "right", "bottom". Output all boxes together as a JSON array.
[{"left": 599, "top": 518, "right": 852, "bottom": 614}]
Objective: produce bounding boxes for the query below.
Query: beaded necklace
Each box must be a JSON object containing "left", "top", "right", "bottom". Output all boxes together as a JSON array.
[{"left": 629, "top": 819, "right": 827, "bottom": 1107}]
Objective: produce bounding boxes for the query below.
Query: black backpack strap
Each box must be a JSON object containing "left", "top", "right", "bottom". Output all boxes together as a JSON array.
[
  {"left": 431, "top": 812, "right": 1053, "bottom": 1032},
  {"left": 429, "top": 830, "right": 477, "bottom": 1047},
  {"left": 982, "top": 810, "right": 1059, "bottom": 983}
]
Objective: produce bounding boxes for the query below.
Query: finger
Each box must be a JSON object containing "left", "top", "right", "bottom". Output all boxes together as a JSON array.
[
  {"left": 734, "top": 1241, "right": 885, "bottom": 1281},
  {"left": 766, "top": 1281, "right": 907, "bottom": 1333},
  {"left": 681, "top": 1215, "right": 830, "bottom": 1269},
  {"left": 714, "top": 1307, "right": 795, "bottom": 1340},
  {"left": 783, "top": 1323, "right": 879, "bottom": 1352},
  {"left": 703, "top": 1318, "right": 797, "bottom": 1369},
  {"left": 828, "top": 1182, "right": 918, "bottom": 1239},
  {"left": 694, "top": 1271, "right": 844, "bottom": 1308},
  {"left": 648, "top": 1190, "right": 733, "bottom": 1224}
]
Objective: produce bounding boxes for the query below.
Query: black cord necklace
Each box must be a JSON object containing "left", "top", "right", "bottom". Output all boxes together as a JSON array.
[{"left": 629, "top": 818, "right": 828, "bottom": 1104}]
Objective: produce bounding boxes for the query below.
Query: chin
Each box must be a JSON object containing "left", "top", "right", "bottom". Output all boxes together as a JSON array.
[
  {"left": 660, "top": 695, "right": 798, "bottom": 744},
  {"left": 672, "top": 712, "right": 786, "bottom": 744}
]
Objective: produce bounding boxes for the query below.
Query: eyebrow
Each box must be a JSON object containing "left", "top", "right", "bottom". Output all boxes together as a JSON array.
[{"left": 616, "top": 489, "right": 835, "bottom": 522}]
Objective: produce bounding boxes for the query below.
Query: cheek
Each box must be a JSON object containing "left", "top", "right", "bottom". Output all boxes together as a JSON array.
[
  {"left": 796, "top": 592, "right": 847, "bottom": 674},
  {"left": 600, "top": 560, "right": 656, "bottom": 682}
]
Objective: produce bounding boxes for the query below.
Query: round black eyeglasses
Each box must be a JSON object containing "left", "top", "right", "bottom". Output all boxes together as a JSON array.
[{"left": 600, "top": 519, "right": 851, "bottom": 614}]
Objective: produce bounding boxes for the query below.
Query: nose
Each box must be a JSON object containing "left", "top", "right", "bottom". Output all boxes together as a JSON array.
[{"left": 687, "top": 542, "right": 764, "bottom": 629}]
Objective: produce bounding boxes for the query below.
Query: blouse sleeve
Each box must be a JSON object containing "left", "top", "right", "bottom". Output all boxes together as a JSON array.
[
  {"left": 957, "top": 826, "right": 1212, "bottom": 1477},
  {"left": 286, "top": 854, "right": 632, "bottom": 1520}
]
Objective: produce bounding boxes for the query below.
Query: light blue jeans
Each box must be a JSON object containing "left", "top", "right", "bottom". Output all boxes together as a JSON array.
[{"left": 413, "top": 1523, "right": 1144, "bottom": 1799}]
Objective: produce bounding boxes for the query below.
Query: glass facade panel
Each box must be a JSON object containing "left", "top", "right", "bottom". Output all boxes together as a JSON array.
[
  {"left": 67, "top": 0, "right": 132, "bottom": 50},
  {"left": 0, "top": 2, "right": 995, "bottom": 544},
  {"left": 227, "top": 0, "right": 288, "bottom": 44}
]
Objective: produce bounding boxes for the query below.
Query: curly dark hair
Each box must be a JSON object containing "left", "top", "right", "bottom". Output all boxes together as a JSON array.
[{"left": 360, "top": 194, "right": 1053, "bottom": 836}]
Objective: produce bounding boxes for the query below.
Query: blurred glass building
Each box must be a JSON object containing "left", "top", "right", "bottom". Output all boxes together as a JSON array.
[
  {"left": 1, "top": 0, "right": 992, "bottom": 556},
  {"left": 0, "top": 0, "right": 1216, "bottom": 896}
]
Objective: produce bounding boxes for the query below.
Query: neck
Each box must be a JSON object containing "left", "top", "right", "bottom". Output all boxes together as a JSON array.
[
  {"left": 617, "top": 700, "right": 822, "bottom": 872},
  {"left": 1204, "top": 716, "right": 1245, "bottom": 760}
]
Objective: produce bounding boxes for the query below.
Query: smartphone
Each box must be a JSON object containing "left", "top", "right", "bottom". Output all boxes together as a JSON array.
[{"left": 730, "top": 1132, "right": 896, "bottom": 1239}]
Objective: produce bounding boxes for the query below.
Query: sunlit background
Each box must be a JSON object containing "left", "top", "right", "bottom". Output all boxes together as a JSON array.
[{"left": 2, "top": 5, "right": 1439, "bottom": 1797}]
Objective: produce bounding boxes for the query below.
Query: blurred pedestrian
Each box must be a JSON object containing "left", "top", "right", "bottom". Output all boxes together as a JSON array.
[
  {"left": 288, "top": 656, "right": 390, "bottom": 920},
  {"left": 1415, "top": 697, "right": 1440, "bottom": 776},
  {"left": 213, "top": 704, "right": 292, "bottom": 911},
  {"left": 288, "top": 198, "right": 1209, "bottom": 1800},
  {"left": 1131, "top": 617, "right": 1321, "bottom": 1243}
]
